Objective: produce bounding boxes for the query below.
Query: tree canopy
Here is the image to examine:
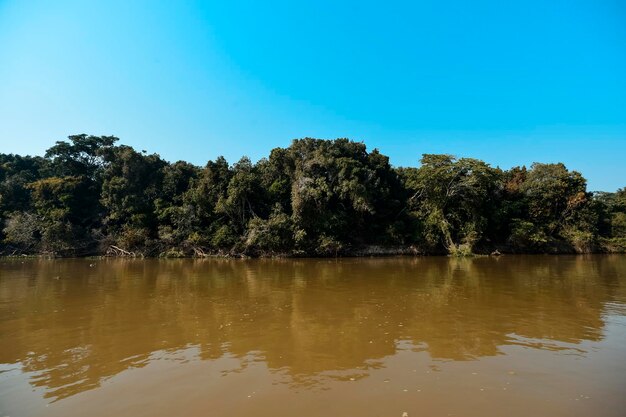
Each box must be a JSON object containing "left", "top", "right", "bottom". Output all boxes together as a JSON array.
[{"left": 1, "top": 135, "right": 624, "bottom": 257}]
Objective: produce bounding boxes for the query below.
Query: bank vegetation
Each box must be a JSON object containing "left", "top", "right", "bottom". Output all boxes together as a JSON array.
[{"left": 1, "top": 135, "right": 625, "bottom": 257}]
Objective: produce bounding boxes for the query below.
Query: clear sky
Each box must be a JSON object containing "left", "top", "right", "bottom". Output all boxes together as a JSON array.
[{"left": 0, "top": 0, "right": 624, "bottom": 191}]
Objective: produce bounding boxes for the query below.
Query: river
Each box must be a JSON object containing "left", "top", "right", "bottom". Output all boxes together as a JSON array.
[{"left": 1, "top": 256, "right": 625, "bottom": 416}]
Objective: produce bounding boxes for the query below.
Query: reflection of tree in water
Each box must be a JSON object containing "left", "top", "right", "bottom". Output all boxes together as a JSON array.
[{"left": 0, "top": 255, "right": 624, "bottom": 401}]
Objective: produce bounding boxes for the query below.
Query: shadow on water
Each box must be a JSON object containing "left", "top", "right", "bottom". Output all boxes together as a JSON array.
[{"left": 1, "top": 255, "right": 625, "bottom": 401}]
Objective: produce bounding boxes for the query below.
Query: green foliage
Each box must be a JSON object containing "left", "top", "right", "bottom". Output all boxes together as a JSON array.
[
  {"left": 216, "top": 157, "right": 263, "bottom": 232},
  {"left": 0, "top": 154, "right": 48, "bottom": 244},
  {"left": 99, "top": 146, "right": 166, "bottom": 253},
  {"left": 508, "top": 220, "right": 549, "bottom": 251},
  {"left": 1, "top": 134, "right": 623, "bottom": 256},
  {"left": 211, "top": 224, "right": 238, "bottom": 250},
  {"left": 613, "top": 212, "right": 626, "bottom": 238},
  {"left": 561, "top": 227, "right": 595, "bottom": 253},
  {"left": 600, "top": 188, "right": 626, "bottom": 238},
  {"left": 522, "top": 163, "right": 589, "bottom": 230},
  {"left": 519, "top": 163, "right": 598, "bottom": 251},
  {"left": 287, "top": 138, "right": 408, "bottom": 250},
  {"left": 3, "top": 212, "right": 41, "bottom": 252},
  {"left": 181, "top": 156, "right": 232, "bottom": 248},
  {"left": 245, "top": 206, "right": 294, "bottom": 253},
  {"left": 600, "top": 237, "right": 626, "bottom": 253},
  {"left": 401, "top": 154, "right": 501, "bottom": 254},
  {"left": 27, "top": 176, "right": 97, "bottom": 254},
  {"left": 155, "top": 161, "right": 200, "bottom": 251},
  {"left": 45, "top": 134, "right": 118, "bottom": 179},
  {"left": 316, "top": 235, "right": 344, "bottom": 256}
]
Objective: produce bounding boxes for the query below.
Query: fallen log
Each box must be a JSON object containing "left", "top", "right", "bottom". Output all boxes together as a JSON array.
[{"left": 107, "top": 245, "right": 136, "bottom": 257}]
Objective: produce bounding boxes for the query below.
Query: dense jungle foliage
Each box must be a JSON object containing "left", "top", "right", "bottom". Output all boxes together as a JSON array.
[{"left": 1, "top": 135, "right": 624, "bottom": 257}]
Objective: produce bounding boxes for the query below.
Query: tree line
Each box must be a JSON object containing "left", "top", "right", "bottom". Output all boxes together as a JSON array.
[{"left": 0, "top": 135, "right": 624, "bottom": 257}]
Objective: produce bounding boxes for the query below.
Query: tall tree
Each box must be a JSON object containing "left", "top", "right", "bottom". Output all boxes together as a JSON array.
[
  {"left": 402, "top": 154, "right": 500, "bottom": 255},
  {"left": 100, "top": 145, "right": 166, "bottom": 254}
]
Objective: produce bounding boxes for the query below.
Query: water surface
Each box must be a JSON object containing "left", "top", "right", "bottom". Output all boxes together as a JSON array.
[{"left": 1, "top": 256, "right": 625, "bottom": 416}]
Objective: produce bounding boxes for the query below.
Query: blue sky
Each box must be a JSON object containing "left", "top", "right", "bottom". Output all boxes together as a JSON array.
[{"left": 0, "top": 0, "right": 624, "bottom": 191}]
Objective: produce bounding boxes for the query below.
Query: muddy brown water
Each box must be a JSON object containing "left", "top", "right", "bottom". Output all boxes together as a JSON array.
[{"left": 1, "top": 256, "right": 625, "bottom": 417}]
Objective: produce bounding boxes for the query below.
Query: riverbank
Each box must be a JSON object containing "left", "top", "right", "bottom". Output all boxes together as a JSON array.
[
  {"left": 2, "top": 239, "right": 625, "bottom": 259},
  {"left": 2, "top": 137, "right": 625, "bottom": 264}
]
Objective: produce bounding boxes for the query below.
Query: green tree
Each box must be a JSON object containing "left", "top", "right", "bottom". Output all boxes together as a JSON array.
[
  {"left": 100, "top": 145, "right": 166, "bottom": 254},
  {"left": 182, "top": 156, "right": 233, "bottom": 252},
  {"left": 216, "top": 157, "right": 263, "bottom": 234},
  {"left": 288, "top": 138, "right": 407, "bottom": 254},
  {"left": 0, "top": 135, "right": 619, "bottom": 256},
  {"left": 0, "top": 154, "right": 48, "bottom": 247},
  {"left": 155, "top": 161, "right": 200, "bottom": 255},
  {"left": 45, "top": 134, "right": 118, "bottom": 179},
  {"left": 518, "top": 163, "right": 597, "bottom": 252},
  {"left": 402, "top": 154, "right": 500, "bottom": 255},
  {"left": 594, "top": 188, "right": 626, "bottom": 247},
  {"left": 27, "top": 176, "right": 94, "bottom": 254}
]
